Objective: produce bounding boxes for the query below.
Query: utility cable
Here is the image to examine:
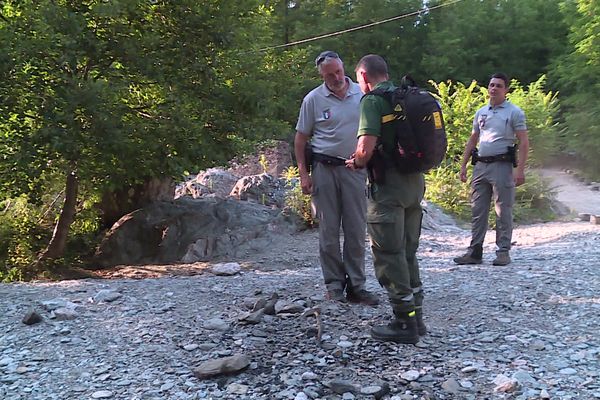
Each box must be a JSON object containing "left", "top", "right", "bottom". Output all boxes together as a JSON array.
[{"left": 256, "top": 0, "right": 465, "bottom": 53}]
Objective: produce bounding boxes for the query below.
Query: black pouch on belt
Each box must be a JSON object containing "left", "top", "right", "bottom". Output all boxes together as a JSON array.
[{"left": 304, "top": 143, "right": 313, "bottom": 173}]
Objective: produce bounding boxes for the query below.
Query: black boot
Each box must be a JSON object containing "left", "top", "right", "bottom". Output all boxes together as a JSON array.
[
  {"left": 413, "top": 291, "right": 427, "bottom": 336},
  {"left": 371, "top": 311, "right": 419, "bottom": 344},
  {"left": 415, "top": 308, "right": 426, "bottom": 336},
  {"left": 453, "top": 243, "right": 483, "bottom": 265}
]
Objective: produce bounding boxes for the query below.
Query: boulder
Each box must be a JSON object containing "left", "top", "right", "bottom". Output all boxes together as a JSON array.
[
  {"left": 230, "top": 173, "right": 288, "bottom": 208},
  {"left": 175, "top": 168, "right": 239, "bottom": 199},
  {"left": 93, "top": 197, "right": 291, "bottom": 268},
  {"left": 421, "top": 201, "right": 460, "bottom": 231}
]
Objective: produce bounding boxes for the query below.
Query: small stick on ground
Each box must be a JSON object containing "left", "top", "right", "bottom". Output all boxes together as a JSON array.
[{"left": 302, "top": 307, "right": 323, "bottom": 345}]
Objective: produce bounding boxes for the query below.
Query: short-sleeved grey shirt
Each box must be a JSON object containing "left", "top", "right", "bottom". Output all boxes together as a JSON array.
[
  {"left": 295, "top": 77, "right": 361, "bottom": 158},
  {"left": 473, "top": 100, "right": 527, "bottom": 157}
]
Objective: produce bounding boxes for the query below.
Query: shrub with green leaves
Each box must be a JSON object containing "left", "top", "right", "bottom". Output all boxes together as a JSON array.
[
  {"left": 507, "top": 76, "right": 561, "bottom": 166},
  {"left": 282, "top": 166, "right": 316, "bottom": 228},
  {"left": 0, "top": 196, "right": 44, "bottom": 281},
  {"left": 0, "top": 185, "right": 101, "bottom": 281}
]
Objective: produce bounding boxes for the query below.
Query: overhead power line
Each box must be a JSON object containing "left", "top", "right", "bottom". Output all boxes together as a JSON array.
[{"left": 256, "top": 0, "right": 465, "bottom": 53}]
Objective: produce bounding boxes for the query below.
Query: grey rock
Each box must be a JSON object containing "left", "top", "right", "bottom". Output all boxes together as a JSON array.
[
  {"left": 22, "top": 310, "right": 43, "bottom": 325},
  {"left": 325, "top": 380, "right": 357, "bottom": 394},
  {"left": 559, "top": 367, "right": 578, "bottom": 375},
  {"left": 192, "top": 354, "right": 250, "bottom": 379},
  {"left": 91, "top": 391, "right": 113, "bottom": 399},
  {"left": 211, "top": 262, "right": 241, "bottom": 276},
  {"left": 226, "top": 383, "right": 249, "bottom": 395},
  {"left": 202, "top": 318, "right": 230, "bottom": 331},
  {"left": 93, "top": 290, "right": 122, "bottom": 303},
  {"left": 230, "top": 173, "right": 287, "bottom": 208},
  {"left": 94, "top": 197, "right": 290, "bottom": 266},
  {"left": 400, "top": 370, "right": 420, "bottom": 381},
  {"left": 442, "top": 378, "right": 461, "bottom": 394},
  {"left": 40, "top": 299, "right": 78, "bottom": 311},
  {"left": 50, "top": 307, "right": 78, "bottom": 320},
  {"left": 238, "top": 309, "right": 265, "bottom": 325},
  {"left": 301, "top": 371, "right": 318, "bottom": 381}
]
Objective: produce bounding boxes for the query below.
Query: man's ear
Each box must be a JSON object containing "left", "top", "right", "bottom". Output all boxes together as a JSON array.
[{"left": 360, "top": 70, "right": 370, "bottom": 84}]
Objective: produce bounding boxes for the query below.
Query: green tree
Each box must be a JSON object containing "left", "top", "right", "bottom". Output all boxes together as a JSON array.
[
  {"left": 0, "top": 0, "right": 288, "bottom": 264},
  {"left": 422, "top": 0, "right": 568, "bottom": 85},
  {"left": 551, "top": 0, "right": 600, "bottom": 177},
  {"left": 271, "top": 0, "right": 426, "bottom": 81}
]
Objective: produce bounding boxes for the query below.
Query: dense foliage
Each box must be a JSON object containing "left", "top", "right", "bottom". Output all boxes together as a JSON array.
[
  {"left": 0, "top": 0, "right": 596, "bottom": 279},
  {"left": 550, "top": 0, "right": 600, "bottom": 177}
]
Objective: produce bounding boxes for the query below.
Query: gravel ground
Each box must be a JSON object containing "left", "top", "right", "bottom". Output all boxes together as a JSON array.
[
  {"left": 1, "top": 170, "right": 599, "bottom": 400},
  {"left": 1, "top": 218, "right": 598, "bottom": 400}
]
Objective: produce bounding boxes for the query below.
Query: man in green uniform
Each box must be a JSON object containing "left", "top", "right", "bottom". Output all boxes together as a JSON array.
[{"left": 346, "top": 54, "right": 425, "bottom": 344}]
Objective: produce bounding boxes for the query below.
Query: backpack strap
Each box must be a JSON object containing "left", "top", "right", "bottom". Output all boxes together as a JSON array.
[
  {"left": 364, "top": 88, "right": 397, "bottom": 125},
  {"left": 368, "top": 86, "right": 419, "bottom": 156},
  {"left": 399, "top": 75, "right": 417, "bottom": 89}
]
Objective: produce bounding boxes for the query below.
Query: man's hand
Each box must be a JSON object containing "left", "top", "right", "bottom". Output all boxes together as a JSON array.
[
  {"left": 459, "top": 165, "right": 468, "bottom": 183},
  {"left": 514, "top": 169, "right": 525, "bottom": 186},
  {"left": 300, "top": 173, "right": 313, "bottom": 194},
  {"left": 345, "top": 155, "right": 364, "bottom": 170}
]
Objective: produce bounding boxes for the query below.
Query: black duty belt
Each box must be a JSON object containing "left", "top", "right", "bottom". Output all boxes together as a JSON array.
[
  {"left": 312, "top": 153, "right": 347, "bottom": 167},
  {"left": 475, "top": 154, "right": 512, "bottom": 163}
]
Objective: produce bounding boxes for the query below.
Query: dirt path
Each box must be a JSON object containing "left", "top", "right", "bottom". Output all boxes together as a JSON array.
[{"left": 539, "top": 168, "right": 600, "bottom": 216}]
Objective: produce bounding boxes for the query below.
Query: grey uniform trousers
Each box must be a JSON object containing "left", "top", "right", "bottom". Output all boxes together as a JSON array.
[
  {"left": 469, "top": 161, "right": 515, "bottom": 253},
  {"left": 366, "top": 169, "right": 425, "bottom": 313},
  {"left": 311, "top": 162, "right": 368, "bottom": 292}
]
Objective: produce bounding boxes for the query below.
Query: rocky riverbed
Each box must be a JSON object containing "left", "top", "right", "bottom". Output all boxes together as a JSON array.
[{"left": 1, "top": 217, "right": 599, "bottom": 400}]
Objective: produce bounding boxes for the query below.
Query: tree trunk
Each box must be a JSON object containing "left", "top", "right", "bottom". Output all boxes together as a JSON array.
[{"left": 39, "top": 171, "right": 79, "bottom": 261}]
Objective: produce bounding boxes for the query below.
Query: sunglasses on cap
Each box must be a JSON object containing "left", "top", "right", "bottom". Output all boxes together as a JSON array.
[{"left": 315, "top": 51, "right": 340, "bottom": 67}]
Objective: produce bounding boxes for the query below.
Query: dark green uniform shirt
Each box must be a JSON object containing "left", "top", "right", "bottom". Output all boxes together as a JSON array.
[{"left": 357, "top": 81, "right": 397, "bottom": 157}]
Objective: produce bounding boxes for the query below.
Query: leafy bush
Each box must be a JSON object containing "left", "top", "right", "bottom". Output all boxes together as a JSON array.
[
  {"left": 0, "top": 196, "right": 45, "bottom": 281},
  {"left": 1, "top": 185, "right": 102, "bottom": 281},
  {"left": 425, "top": 165, "right": 472, "bottom": 222},
  {"left": 282, "top": 166, "right": 316, "bottom": 228},
  {"left": 513, "top": 171, "right": 557, "bottom": 223},
  {"left": 508, "top": 76, "right": 561, "bottom": 166}
]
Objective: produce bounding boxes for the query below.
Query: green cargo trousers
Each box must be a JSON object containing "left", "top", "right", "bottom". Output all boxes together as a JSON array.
[{"left": 367, "top": 168, "right": 425, "bottom": 313}]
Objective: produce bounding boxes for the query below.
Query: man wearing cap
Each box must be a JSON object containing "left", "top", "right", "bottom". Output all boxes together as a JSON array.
[{"left": 294, "top": 51, "right": 378, "bottom": 305}]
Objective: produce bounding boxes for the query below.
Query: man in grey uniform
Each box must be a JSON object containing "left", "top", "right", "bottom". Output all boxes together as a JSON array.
[
  {"left": 454, "top": 72, "right": 529, "bottom": 266},
  {"left": 294, "top": 51, "right": 378, "bottom": 305}
]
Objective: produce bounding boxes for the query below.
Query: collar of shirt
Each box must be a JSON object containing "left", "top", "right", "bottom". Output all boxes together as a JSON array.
[
  {"left": 320, "top": 77, "right": 360, "bottom": 98},
  {"left": 372, "top": 80, "right": 394, "bottom": 91},
  {"left": 488, "top": 99, "right": 509, "bottom": 110}
]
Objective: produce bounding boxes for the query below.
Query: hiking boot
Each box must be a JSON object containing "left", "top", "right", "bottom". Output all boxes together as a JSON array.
[
  {"left": 415, "top": 308, "right": 427, "bottom": 336},
  {"left": 413, "top": 291, "right": 427, "bottom": 336},
  {"left": 326, "top": 289, "right": 347, "bottom": 303},
  {"left": 371, "top": 312, "right": 419, "bottom": 344},
  {"left": 492, "top": 252, "right": 511, "bottom": 266},
  {"left": 346, "top": 289, "right": 379, "bottom": 306},
  {"left": 453, "top": 253, "right": 483, "bottom": 264},
  {"left": 453, "top": 244, "right": 483, "bottom": 265}
]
